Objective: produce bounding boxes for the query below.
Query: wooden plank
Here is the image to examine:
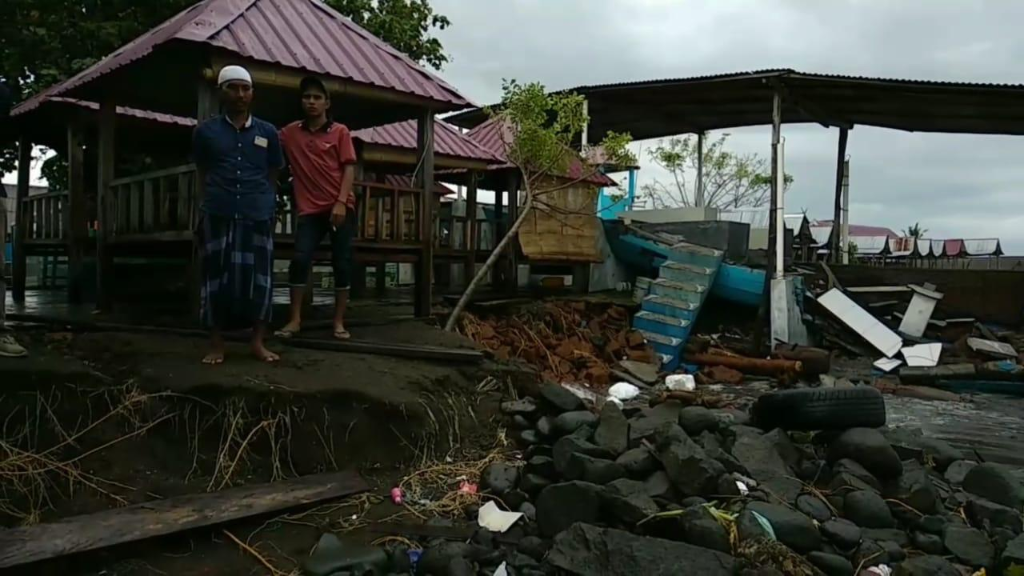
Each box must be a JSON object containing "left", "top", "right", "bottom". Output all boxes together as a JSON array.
[
  {"left": 143, "top": 179, "right": 155, "bottom": 231},
  {"left": 159, "top": 177, "right": 172, "bottom": 230},
  {"left": 415, "top": 112, "right": 435, "bottom": 317},
  {"left": 464, "top": 173, "right": 478, "bottom": 288},
  {"left": 0, "top": 471, "right": 368, "bottom": 569},
  {"left": 176, "top": 174, "right": 190, "bottom": 230},
  {"left": 50, "top": 196, "right": 60, "bottom": 239},
  {"left": 110, "top": 164, "right": 196, "bottom": 187},
  {"left": 12, "top": 139, "right": 31, "bottom": 301},
  {"left": 96, "top": 98, "right": 116, "bottom": 310}
]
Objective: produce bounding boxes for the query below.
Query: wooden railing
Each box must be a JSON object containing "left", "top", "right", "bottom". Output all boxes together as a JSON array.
[
  {"left": 109, "top": 165, "right": 197, "bottom": 237},
  {"left": 22, "top": 191, "right": 68, "bottom": 242},
  {"left": 277, "top": 181, "right": 425, "bottom": 245}
]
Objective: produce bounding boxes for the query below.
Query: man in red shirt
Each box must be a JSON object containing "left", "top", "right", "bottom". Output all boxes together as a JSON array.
[{"left": 277, "top": 76, "right": 358, "bottom": 340}]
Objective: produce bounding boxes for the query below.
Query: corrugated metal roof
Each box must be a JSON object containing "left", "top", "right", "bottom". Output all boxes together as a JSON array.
[
  {"left": 852, "top": 235, "right": 891, "bottom": 256},
  {"left": 17, "top": 96, "right": 198, "bottom": 127},
  {"left": 889, "top": 236, "right": 916, "bottom": 257},
  {"left": 963, "top": 238, "right": 1003, "bottom": 256},
  {"left": 353, "top": 120, "right": 503, "bottom": 163},
  {"left": 381, "top": 174, "right": 453, "bottom": 196},
  {"left": 466, "top": 117, "right": 618, "bottom": 187},
  {"left": 15, "top": 0, "right": 469, "bottom": 117}
]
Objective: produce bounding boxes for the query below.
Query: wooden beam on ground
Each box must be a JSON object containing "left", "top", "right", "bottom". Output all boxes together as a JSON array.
[
  {"left": 11, "top": 138, "right": 30, "bottom": 302},
  {"left": 0, "top": 471, "right": 368, "bottom": 570},
  {"left": 95, "top": 98, "right": 116, "bottom": 311},
  {"left": 66, "top": 123, "right": 88, "bottom": 303},
  {"left": 415, "top": 110, "right": 435, "bottom": 317}
]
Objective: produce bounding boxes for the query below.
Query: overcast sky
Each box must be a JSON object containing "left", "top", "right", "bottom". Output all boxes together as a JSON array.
[{"left": 431, "top": 0, "right": 1024, "bottom": 253}]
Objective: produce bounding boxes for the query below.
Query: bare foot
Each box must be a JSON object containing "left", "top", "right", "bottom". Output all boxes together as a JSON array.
[
  {"left": 202, "top": 350, "right": 225, "bottom": 365},
  {"left": 252, "top": 343, "right": 280, "bottom": 363}
]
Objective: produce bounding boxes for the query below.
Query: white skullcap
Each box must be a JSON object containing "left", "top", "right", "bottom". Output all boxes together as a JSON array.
[{"left": 217, "top": 65, "right": 252, "bottom": 86}]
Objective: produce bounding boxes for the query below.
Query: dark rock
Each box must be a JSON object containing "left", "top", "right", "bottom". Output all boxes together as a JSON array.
[
  {"left": 796, "top": 459, "right": 825, "bottom": 482},
  {"left": 696, "top": 430, "right": 723, "bottom": 453},
  {"left": 892, "top": 555, "right": 959, "bottom": 576},
  {"left": 945, "top": 460, "right": 977, "bottom": 486},
  {"left": 829, "top": 472, "right": 879, "bottom": 496},
  {"left": 917, "top": 514, "right": 947, "bottom": 535},
  {"left": 833, "top": 458, "right": 882, "bottom": 492},
  {"left": 616, "top": 447, "right": 658, "bottom": 478},
  {"left": 504, "top": 490, "right": 529, "bottom": 510},
  {"left": 677, "top": 505, "right": 732, "bottom": 553},
  {"left": 884, "top": 427, "right": 964, "bottom": 473},
  {"left": 447, "top": 556, "right": 474, "bottom": 576},
  {"left": 512, "top": 415, "right": 532, "bottom": 429},
  {"left": 736, "top": 509, "right": 772, "bottom": 542},
  {"left": 302, "top": 533, "right": 389, "bottom": 576},
  {"left": 966, "top": 496, "right": 1023, "bottom": 534},
  {"left": 678, "top": 406, "right": 719, "bottom": 436},
  {"left": 415, "top": 542, "right": 488, "bottom": 576},
  {"left": 556, "top": 411, "right": 599, "bottom": 435},
  {"left": 680, "top": 496, "right": 707, "bottom": 507},
  {"left": 844, "top": 490, "right": 895, "bottom": 528},
  {"left": 821, "top": 518, "right": 862, "bottom": 550},
  {"left": 912, "top": 531, "right": 944, "bottom": 555},
  {"left": 711, "top": 408, "right": 749, "bottom": 428},
  {"left": 628, "top": 402, "right": 684, "bottom": 446},
  {"left": 520, "top": 473, "right": 552, "bottom": 496},
  {"left": 503, "top": 398, "right": 539, "bottom": 416},
  {"left": 519, "top": 430, "right": 541, "bottom": 445},
  {"left": 472, "top": 527, "right": 494, "bottom": 548},
  {"left": 517, "top": 536, "right": 550, "bottom": 562},
  {"left": 963, "top": 463, "right": 1024, "bottom": 509},
  {"left": 993, "top": 527, "right": 1017, "bottom": 554},
  {"left": 553, "top": 435, "right": 614, "bottom": 477},
  {"left": 535, "top": 416, "right": 557, "bottom": 437},
  {"left": 547, "top": 523, "right": 735, "bottom": 576},
  {"left": 540, "top": 383, "right": 585, "bottom": 413},
  {"left": 706, "top": 447, "right": 749, "bottom": 476},
  {"left": 643, "top": 470, "right": 675, "bottom": 500},
  {"left": 746, "top": 501, "right": 821, "bottom": 553},
  {"left": 525, "top": 456, "right": 556, "bottom": 479},
  {"left": 652, "top": 422, "right": 689, "bottom": 451},
  {"left": 535, "top": 481, "right": 603, "bottom": 538},
  {"left": 620, "top": 360, "right": 660, "bottom": 384},
  {"left": 827, "top": 428, "right": 903, "bottom": 480},
  {"left": 807, "top": 552, "right": 854, "bottom": 576},
  {"left": 1000, "top": 533, "right": 1024, "bottom": 574},
  {"left": 862, "top": 528, "right": 909, "bottom": 547},
  {"left": 944, "top": 525, "right": 994, "bottom": 568},
  {"left": 878, "top": 539, "right": 906, "bottom": 563},
  {"left": 564, "top": 452, "right": 625, "bottom": 485},
  {"left": 603, "top": 479, "right": 659, "bottom": 527},
  {"left": 796, "top": 494, "right": 833, "bottom": 523},
  {"left": 853, "top": 539, "right": 886, "bottom": 567},
  {"left": 594, "top": 403, "right": 629, "bottom": 456},
  {"left": 884, "top": 460, "right": 939, "bottom": 515},
  {"left": 717, "top": 474, "right": 743, "bottom": 497},
  {"left": 658, "top": 433, "right": 725, "bottom": 497},
  {"left": 518, "top": 502, "right": 537, "bottom": 523},
  {"left": 482, "top": 463, "right": 520, "bottom": 496},
  {"left": 730, "top": 426, "right": 801, "bottom": 503},
  {"left": 508, "top": 550, "right": 539, "bottom": 569},
  {"left": 526, "top": 444, "right": 552, "bottom": 459}
]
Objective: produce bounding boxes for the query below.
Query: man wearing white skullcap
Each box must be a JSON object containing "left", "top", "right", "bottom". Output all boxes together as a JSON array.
[{"left": 192, "top": 65, "right": 284, "bottom": 364}]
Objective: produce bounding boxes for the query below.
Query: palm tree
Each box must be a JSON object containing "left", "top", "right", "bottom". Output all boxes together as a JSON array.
[{"left": 903, "top": 222, "right": 928, "bottom": 239}]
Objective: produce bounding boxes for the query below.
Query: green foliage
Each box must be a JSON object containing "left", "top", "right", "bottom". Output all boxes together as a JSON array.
[
  {"left": 903, "top": 222, "right": 928, "bottom": 239},
  {"left": 0, "top": 0, "right": 452, "bottom": 174},
  {"left": 490, "top": 80, "right": 634, "bottom": 194},
  {"left": 640, "top": 133, "right": 792, "bottom": 210}
]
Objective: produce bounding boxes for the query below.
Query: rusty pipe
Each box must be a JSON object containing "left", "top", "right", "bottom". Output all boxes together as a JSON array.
[{"left": 685, "top": 353, "right": 803, "bottom": 377}]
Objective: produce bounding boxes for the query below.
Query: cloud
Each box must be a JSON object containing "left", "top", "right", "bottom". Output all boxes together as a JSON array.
[{"left": 432, "top": 0, "right": 1024, "bottom": 252}]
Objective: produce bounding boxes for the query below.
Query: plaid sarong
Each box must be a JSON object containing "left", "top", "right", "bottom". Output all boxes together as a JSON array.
[{"left": 199, "top": 215, "right": 274, "bottom": 330}]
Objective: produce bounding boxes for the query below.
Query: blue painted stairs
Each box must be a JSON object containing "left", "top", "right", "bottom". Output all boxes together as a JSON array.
[{"left": 629, "top": 241, "right": 725, "bottom": 371}]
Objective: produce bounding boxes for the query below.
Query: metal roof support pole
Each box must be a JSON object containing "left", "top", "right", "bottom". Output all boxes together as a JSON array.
[
  {"left": 840, "top": 158, "right": 850, "bottom": 264},
  {"left": 829, "top": 127, "right": 849, "bottom": 262},
  {"left": 414, "top": 110, "right": 435, "bottom": 317},
  {"left": 755, "top": 89, "right": 783, "bottom": 353},
  {"left": 95, "top": 98, "right": 116, "bottom": 311},
  {"left": 695, "top": 132, "right": 705, "bottom": 207},
  {"left": 11, "top": 137, "right": 31, "bottom": 303}
]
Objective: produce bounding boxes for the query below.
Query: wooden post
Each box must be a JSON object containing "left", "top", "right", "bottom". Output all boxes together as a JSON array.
[
  {"left": 493, "top": 181, "right": 505, "bottom": 288},
  {"left": 67, "top": 123, "right": 87, "bottom": 303},
  {"left": 414, "top": 110, "right": 435, "bottom": 317},
  {"left": 754, "top": 90, "right": 782, "bottom": 353},
  {"left": 830, "top": 128, "right": 849, "bottom": 262},
  {"left": 95, "top": 99, "right": 116, "bottom": 310},
  {"left": 463, "top": 171, "right": 478, "bottom": 289},
  {"left": 505, "top": 171, "right": 520, "bottom": 295},
  {"left": 11, "top": 138, "right": 31, "bottom": 302},
  {"left": 695, "top": 132, "right": 705, "bottom": 207}
]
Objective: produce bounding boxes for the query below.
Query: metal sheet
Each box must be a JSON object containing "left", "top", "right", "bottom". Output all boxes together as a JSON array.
[
  {"left": 818, "top": 288, "right": 904, "bottom": 357},
  {"left": 967, "top": 337, "right": 1018, "bottom": 359},
  {"left": 354, "top": 120, "right": 503, "bottom": 163},
  {"left": 900, "top": 343, "right": 942, "bottom": 368}
]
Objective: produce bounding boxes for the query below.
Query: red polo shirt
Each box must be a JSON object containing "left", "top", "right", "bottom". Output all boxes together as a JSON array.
[{"left": 280, "top": 120, "right": 358, "bottom": 215}]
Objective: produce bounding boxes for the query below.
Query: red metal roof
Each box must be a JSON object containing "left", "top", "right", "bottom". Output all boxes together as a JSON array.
[
  {"left": 381, "top": 174, "right": 454, "bottom": 196},
  {"left": 812, "top": 220, "right": 899, "bottom": 238},
  {"left": 466, "top": 117, "right": 618, "bottom": 187},
  {"left": 15, "top": 0, "right": 470, "bottom": 116},
  {"left": 31, "top": 97, "right": 198, "bottom": 127},
  {"left": 353, "top": 120, "right": 503, "bottom": 164}
]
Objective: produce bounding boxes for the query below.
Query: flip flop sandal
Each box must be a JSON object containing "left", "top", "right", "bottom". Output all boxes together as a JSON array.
[
  {"left": 333, "top": 329, "right": 351, "bottom": 341},
  {"left": 274, "top": 328, "right": 298, "bottom": 339}
]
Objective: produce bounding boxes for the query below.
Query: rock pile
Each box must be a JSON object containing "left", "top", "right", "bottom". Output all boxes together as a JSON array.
[{"left": 451, "top": 383, "right": 1024, "bottom": 576}]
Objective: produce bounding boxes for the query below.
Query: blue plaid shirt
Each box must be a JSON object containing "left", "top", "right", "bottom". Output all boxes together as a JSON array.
[{"left": 193, "top": 115, "right": 284, "bottom": 221}]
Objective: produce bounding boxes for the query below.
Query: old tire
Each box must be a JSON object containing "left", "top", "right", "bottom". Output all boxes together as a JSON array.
[{"left": 752, "top": 387, "right": 886, "bottom": 431}]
